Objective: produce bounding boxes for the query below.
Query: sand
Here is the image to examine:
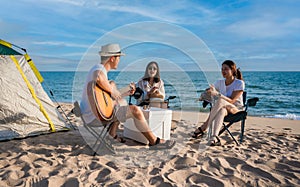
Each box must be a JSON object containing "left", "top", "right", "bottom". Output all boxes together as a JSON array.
[{"left": 0, "top": 103, "right": 299, "bottom": 187}]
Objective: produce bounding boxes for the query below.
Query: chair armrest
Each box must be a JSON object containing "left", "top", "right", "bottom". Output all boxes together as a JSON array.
[
  {"left": 167, "top": 96, "right": 176, "bottom": 100},
  {"left": 246, "top": 97, "right": 259, "bottom": 107},
  {"left": 137, "top": 101, "right": 149, "bottom": 106},
  {"left": 202, "top": 100, "right": 211, "bottom": 108}
]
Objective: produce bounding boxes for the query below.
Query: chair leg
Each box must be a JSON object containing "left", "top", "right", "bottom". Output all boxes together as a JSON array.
[
  {"left": 218, "top": 125, "right": 226, "bottom": 135},
  {"left": 92, "top": 123, "right": 114, "bottom": 155},
  {"left": 84, "top": 123, "right": 115, "bottom": 156},
  {"left": 239, "top": 119, "right": 246, "bottom": 143},
  {"left": 222, "top": 123, "right": 239, "bottom": 145},
  {"left": 75, "top": 101, "right": 116, "bottom": 155}
]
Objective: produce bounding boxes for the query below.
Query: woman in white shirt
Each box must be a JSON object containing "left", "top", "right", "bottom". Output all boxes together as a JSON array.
[
  {"left": 192, "top": 60, "right": 245, "bottom": 146},
  {"left": 136, "top": 61, "right": 165, "bottom": 106}
]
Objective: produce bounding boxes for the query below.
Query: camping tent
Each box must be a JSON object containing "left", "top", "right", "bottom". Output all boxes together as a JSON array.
[{"left": 0, "top": 39, "right": 70, "bottom": 141}]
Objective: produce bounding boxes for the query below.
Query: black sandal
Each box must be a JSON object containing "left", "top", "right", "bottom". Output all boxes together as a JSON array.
[
  {"left": 192, "top": 127, "right": 205, "bottom": 138},
  {"left": 149, "top": 137, "right": 176, "bottom": 150},
  {"left": 113, "top": 135, "right": 126, "bottom": 143},
  {"left": 208, "top": 136, "right": 221, "bottom": 146}
]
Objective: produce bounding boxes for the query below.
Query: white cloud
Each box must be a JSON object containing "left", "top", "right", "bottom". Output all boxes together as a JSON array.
[
  {"left": 245, "top": 53, "right": 286, "bottom": 60},
  {"left": 223, "top": 1, "right": 300, "bottom": 39},
  {"left": 53, "top": 0, "right": 85, "bottom": 6},
  {"left": 32, "top": 55, "right": 78, "bottom": 71},
  {"left": 94, "top": 4, "right": 180, "bottom": 23},
  {"left": 46, "top": 0, "right": 218, "bottom": 25},
  {"left": 33, "top": 41, "right": 90, "bottom": 48},
  {"left": 226, "top": 17, "right": 299, "bottom": 38}
]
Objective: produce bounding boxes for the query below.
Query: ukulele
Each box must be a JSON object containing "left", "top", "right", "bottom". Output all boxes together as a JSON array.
[{"left": 87, "top": 81, "right": 135, "bottom": 121}]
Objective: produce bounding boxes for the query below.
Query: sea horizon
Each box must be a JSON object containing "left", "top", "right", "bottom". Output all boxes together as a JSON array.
[{"left": 40, "top": 70, "right": 300, "bottom": 73}]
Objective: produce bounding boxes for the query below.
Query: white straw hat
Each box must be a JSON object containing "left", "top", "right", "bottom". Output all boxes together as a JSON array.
[{"left": 99, "top": 43, "right": 125, "bottom": 56}]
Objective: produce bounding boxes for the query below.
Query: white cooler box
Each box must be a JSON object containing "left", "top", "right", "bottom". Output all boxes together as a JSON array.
[{"left": 123, "top": 107, "right": 172, "bottom": 144}]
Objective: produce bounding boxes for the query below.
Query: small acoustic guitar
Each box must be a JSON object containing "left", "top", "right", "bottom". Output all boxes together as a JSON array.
[{"left": 87, "top": 81, "right": 134, "bottom": 121}]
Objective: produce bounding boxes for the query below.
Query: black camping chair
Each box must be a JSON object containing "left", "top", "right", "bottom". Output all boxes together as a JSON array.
[
  {"left": 203, "top": 92, "right": 259, "bottom": 145},
  {"left": 129, "top": 87, "right": 176, "bottom": 108}
]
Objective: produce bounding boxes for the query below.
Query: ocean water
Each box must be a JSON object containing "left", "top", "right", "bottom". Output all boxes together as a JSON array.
[{"left": 41, "top": 71, "right": 300, "bottom": 120}]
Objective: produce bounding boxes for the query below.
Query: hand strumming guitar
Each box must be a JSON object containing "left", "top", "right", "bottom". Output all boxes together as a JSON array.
[
  {"left": 111, "top": 89, "right": 121, "bottom": 101},
  {"left": 109, "top": 81, "right": 122, "bottom": 100}
]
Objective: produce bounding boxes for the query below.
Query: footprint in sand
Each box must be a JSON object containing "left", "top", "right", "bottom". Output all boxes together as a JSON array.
[
  {"left": 62, "top": 178, "right": 80, "bottom": 187},
  {"left": 33, "top": 158, "right": 55, "bottom": 168},
  {"left": 166, "top": 169, "right": 194, "bottom": 185},
  {"left": 241, "top": 164, "right": 282, "bottom": 184},
  {"left": 223, "top": 156, "right": 247, "bottom": 169},
  {"left": 89, "top": 161, "right": 103, "bottom": 170},
  {"left": 46, "top": 176, "right": 66, "bottom": 186},
  {"left": 149, "top": 175, "right": 172, "bottom": 186},
  {"left": 188, "top": 173, "right": 225, "bottom": 186},
  {"left": 0, "top": 159, "right": 10, "bottom": 169},
  {"left": 172, "top": 156, "right": 197, "bottom": 169},
  {"left": 149, "top": 168, "right": 161, "bottom": 175},
  {"left": 283, "top": 128, "right": 292, "bottom": 131},
  {"left": 25, "top": 176, "right": 48, "bottom": 187},
  {"left": 266, "top": 160, "right": 299, "bottom": 179},
  {"left": 88, "top": 168, "right": 112, "bottom": 183},
  {"left": 4, "top": 170, "right": 25, "bottom": 186},
  {"left": 281, "top": 159, "right": 300, "bottom": 168},
  {"left": 105, "top": 161, "right": 119, "bottom": 170},
  {"left": 125, "top": 171, "right": 136, "bottom": 180}
]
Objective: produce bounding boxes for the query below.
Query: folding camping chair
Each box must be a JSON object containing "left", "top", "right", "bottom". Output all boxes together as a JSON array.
[
  {"left": 72, "top": 101, "right": 115, "bottom": 155},
  {"left": 203, "top": 92, "right": 259, "bottom": 145}
]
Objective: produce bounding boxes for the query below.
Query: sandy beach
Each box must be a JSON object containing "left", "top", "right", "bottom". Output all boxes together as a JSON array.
[{"left": 0, "top": 102, "right": 299, "bottom": 187}]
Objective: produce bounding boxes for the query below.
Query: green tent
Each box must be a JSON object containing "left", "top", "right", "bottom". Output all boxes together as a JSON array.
[{"left": 0, "top": 42, "right": 21, "bottom": 55}]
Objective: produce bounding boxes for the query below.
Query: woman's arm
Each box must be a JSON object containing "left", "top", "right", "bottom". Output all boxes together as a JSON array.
[
  {"left": 147, "top": 80, "right": 165, "bottom": 99},
  {"left": 157, "top": 80, "right": 165, "bottom": 99},
  {"left": 220, "top": 90, "right": 243, "bottom": 104},
  {"left": 209, "top": 84, "right": 243, "bottom": 104}
]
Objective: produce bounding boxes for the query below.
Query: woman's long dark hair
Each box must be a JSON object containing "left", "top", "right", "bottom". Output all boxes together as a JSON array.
[
  {"left": 222, "top": 60, "right": 243, "bottom": 80},
  {"left": 142, "top": 61, "right": 161, "bottom": 83}
]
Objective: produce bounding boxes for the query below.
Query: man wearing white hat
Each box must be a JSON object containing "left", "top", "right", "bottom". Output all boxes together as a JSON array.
[{"left": 80, "top": 43, "right": 175, "bottom": 149}]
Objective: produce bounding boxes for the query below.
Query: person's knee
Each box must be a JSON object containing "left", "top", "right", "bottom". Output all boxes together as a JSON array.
[
  {"left": 130, "top": 105, "right": 141, "bottom": 116},
  {"left": 221, "top": 107, "right": 228, "bottom": 114},
  {"left": 226, "top": 105, "right": 237, "bottom": 114}
]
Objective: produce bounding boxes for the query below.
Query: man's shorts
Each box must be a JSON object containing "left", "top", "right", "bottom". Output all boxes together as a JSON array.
[{"left": 86, "top": 105, "right": 129, "bottom": 127}]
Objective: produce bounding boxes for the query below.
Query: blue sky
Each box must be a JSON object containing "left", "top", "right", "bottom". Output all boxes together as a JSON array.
[{"left": 1, "top": 0, "right": 299, "bottom": 71}]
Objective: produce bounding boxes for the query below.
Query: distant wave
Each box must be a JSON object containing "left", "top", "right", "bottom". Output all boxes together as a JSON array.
[{"left": 264, "top": 113, "right": 300, "bottom": 120}]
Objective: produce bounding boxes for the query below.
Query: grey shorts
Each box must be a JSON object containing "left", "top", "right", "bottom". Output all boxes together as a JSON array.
[
  {"left": 113, "top": 105, "right": 129, "bottom": 123},
  {"left": 86, "top": 105, "right": 129, "bottom": 127}
]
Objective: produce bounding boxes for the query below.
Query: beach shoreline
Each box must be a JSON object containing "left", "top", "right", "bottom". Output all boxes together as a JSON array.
[{"left": 0, "top": 102, "right": 299, "bottom": 186}]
